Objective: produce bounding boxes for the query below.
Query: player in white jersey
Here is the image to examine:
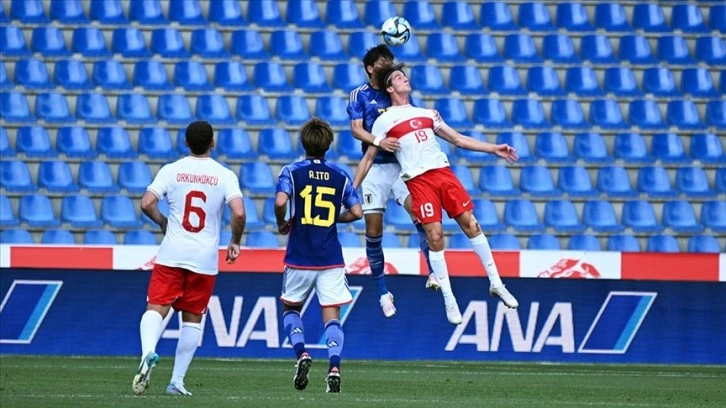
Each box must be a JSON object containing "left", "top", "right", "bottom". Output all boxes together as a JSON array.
[
  {"left": 354, "top": 64, "right": 520, "bottom": 325},
  {"left": 133, "top": 121, "right": 246, "bottom": 396}
]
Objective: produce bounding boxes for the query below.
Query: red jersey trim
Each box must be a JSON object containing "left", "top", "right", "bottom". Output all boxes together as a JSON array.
[{"left": 387, "top": 117, "right": 434, "bottom": 139}]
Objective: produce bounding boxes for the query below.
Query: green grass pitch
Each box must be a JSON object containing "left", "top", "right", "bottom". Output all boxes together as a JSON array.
[{"left": 0, "top": 356, "right": 724, "bottom": 407}]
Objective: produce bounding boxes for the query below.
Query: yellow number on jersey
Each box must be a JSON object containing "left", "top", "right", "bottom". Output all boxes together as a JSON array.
[{"left": 299, "top": 185, "right": 336, "bottom": 227}]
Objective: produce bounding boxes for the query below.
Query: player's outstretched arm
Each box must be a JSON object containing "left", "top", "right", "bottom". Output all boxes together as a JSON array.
[
  {"left": 352, "top": 146, "right": 378, "bottom": 190},
  {"left": 140, "top": 191, "right": 168, "bottom": 234},
  {"left": 436, "top": 124, "right": 519, "bottom": 164},
  {"left": 274, "top": 192, "right": 291, "bottom": 235},
  {"left": 226, "top": 196, "right": 245, "bottom": 264},
  {"left": 338, "top": 203, "right": 363, "bottom": 223}
]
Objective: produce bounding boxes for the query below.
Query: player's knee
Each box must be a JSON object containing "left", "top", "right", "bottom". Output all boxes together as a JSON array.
[
  {"left": 467, "top": 216, "right": 481, "bottom": 237},
  {"left": 428, "top": 231, "right": 445, "bottom": 251}
]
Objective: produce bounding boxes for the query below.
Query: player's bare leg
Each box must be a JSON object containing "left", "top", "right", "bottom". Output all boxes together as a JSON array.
[{"left": 403, "top": 195, "right": 439, "bottom": 291}]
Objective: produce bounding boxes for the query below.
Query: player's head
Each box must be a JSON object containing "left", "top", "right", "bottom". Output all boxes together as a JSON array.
[
  {"left": 363, "top": 44, "right": 394, "bottom": 81},
  {"left": 376, "top": 63, "right": 410, "bottom": 98},
  {"left": 185, "top": 120, "right": 215, "bottom": 156},
  {"left": 300, "top": 118, "right": 334, "bottom": 158}
]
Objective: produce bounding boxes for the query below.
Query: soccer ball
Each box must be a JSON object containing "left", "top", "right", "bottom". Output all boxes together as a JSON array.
[{"left": 381, "top": 16, "right": 411, "bottom": 47}]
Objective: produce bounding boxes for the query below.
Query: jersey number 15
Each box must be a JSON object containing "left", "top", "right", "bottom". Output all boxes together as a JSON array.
[{"left": 299, "top": 185, "right": 336, "bottom": 227}]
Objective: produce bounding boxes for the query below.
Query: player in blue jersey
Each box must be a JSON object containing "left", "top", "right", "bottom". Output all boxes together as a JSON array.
[
  {"left": 274, "top": 118, "right": 363, "bottom": 394},
  {"left": 347, "top": 44, "right": 438, "bottom": 319}
]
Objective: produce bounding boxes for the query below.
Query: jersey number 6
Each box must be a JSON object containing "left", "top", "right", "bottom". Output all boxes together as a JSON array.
[
  {"left": 299, "top": 185, "right": 336, "bottom": 227},
  {"left": 182, "top": 190, "right": 207, "bottom": 233}
]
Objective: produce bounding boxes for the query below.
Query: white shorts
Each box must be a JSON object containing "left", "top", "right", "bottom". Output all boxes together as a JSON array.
[
  {"left": 361, "top": 163, "right": 411, "bottom": 214},
  {"left": 280, "top": 266, "right": 352, "bottom": 307}
]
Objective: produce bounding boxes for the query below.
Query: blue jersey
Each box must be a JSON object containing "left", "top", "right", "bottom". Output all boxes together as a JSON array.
[
  {"left": 346, "top": 83, "right": 399, "bottom": 164},
  {"left": 276, "top": 158, "right": 360, "bottom": 269}
]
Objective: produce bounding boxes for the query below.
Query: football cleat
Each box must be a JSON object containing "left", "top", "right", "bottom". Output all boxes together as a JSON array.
[
  {"left": 166, "top": 383, "right": 193, "bottom": 396},
  {"left": 379, "top": 292, "right": 396, "bottom": 318},
  {"left": 445, "top": 300, "right": 462, "bottom": 325},
  {"left": 132, "top": 352, "right": 159, "bottom": 395},
  {"left": 325, "top": 368, "right": 341, "bottom": 393},
  {"left": 425, "top": 274, "right": 440, "bottom": 291},
  {"left": 293, "top": 353, "right": 312, "bottom": 391},
  {"left": 490, "top": 285, "right": 519, "bottom": 309}
]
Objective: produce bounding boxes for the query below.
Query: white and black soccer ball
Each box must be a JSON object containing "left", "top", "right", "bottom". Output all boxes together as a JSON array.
[{"left": 381, "top": 16, "right": 411, "bottom": 47}]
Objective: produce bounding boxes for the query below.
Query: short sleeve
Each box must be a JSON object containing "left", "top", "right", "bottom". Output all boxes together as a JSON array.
[
  {"left": 342, "top": 176, "right": 361, "bottom": 209},
  {"left": 346, "top": 88, "right": 365, "bottom": 120},
  {"left": 146, "top": 165, "right": 170, "bottom": 200},
  {"left": 223, "top": 170, "right": 243, "bottom": 204},
  {"left": 276, "top": 165, "right": 293, "bottom": 197}
]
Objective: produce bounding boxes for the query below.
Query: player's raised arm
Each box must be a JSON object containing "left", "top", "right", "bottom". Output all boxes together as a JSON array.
[
  {"left": 352, "top": 145, "right": 377, "bottom": 190},
  {"left": 435, "top": 123, "right": 519, "bottom": 164}
]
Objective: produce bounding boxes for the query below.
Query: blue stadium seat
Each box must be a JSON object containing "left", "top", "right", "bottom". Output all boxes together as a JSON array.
[
  {"left": 0, "top": 26, "right": 31, "bottom": 56},
  {"left": 383, "top": 199, "right": 411, "bottom": 230},
  {"left": 544, "top": 200, "right": 584, "bottom": 232},
  {"left": 706, "top": 100, "right": 726, "bottom": 129},
  {"left": 480, "top": 2, "right": 517, "bottom": 30},
  {"left": 504, "top": 199, "right": 544, "bottom": 232},
  {"left": 129, "top": 0, "right": 166, "bottom": 24},
  {"left": 118, "top": 161, "right": 152, "bottom": 194},
  {"left": 717, "top": 168, "right": 726, "bottom": 194},
  {"left": 520, "top": 166, "right": 558, "bottom": 197},
  {"left": 293, "top": 62, "right": 331, "bottom": 93},
  {"left": 10, "top": 0, "right": 48, "bottom": 22},
  {"left": 449, "top": 65, "right": 485, "bottom": 96},
  {"left": 535, "top": 132, "right": 571, "bottom": 163},
  {"left": 214, "top": 61, "right": 252, "bottom": 91},
  {"left": 38, "top": 160, "right": 78, "bottom": 193},
  {"left": 97, "top": 127, "right": 137, "bottom": 159},
  {"left": 497, "top": 131, "right": 534, "bottom": 162},
  {"left": 93, "top": 60, "right": 131, "bottom": 90},
  {"left": 442, "top": 1, "right": 478, "bottom": 29},
  {"left": 638, "top": 166, "right": 676, "bottom": 197},
  {"left": 151, "top": 28, "right": 188, "bottom": 57},
  {"left": 157, "top": 94, "right": 193, "bottom": 124},
  {"left": 71, "top": 27, "right": 110, "bottom": 57},
  {"left": 190, "top": 28, "right": 228, "bottom": 58},
  {"left": 464, "top": 33, "right": 502, "bottom": 62},
  {"left": 56, "top": 126, "right": 95, "bottom": 158},
  {"left": 276, "top": 95, "right": 311, "bottom": 125},
  {"left": 542, "top": 34, "right": 579, "bottom": 63},
  {"left": 581, "top": 34, "right": 617, "bottom": 63},
  {"left": 451, "top": 165, "right": 478, "bottom": 195},
  {"left": 672, "top": 4, "right": 708, "bottom": 33},
  {"left": 0, "top": 229, "right": 33, "bottom": 244},
  {"left": 519, "top": 2, "right": 555, "bottom": 31},
  {"left": 503, "top": 34, "right": 541, "bottom": 62},
  {"left": 676, "top": 167, "right": 713, "bottom": 197},
  {"left": 447, "top": 233, "right": 470, "bottom": 249},
  {"left": 258, "top": 128, "right": 297, "bottom": 159},
  {"left": 240, "top": 162, "right": 276, "bottom": 195},
  {"left": 690, "top": 133, "right": 724, "bottom": 164},
  {"left": 604, "top": 67, "right": 642, "bottom": 97},
  {"left": 642, "top": 67, "right": 678, "bottom": 97},
  {"left": 84, "top": 230, "right": 117, "bottom": 245},
  {"left": 0, "top": 92, "right": 33, "bottom": 122},
  {"left": 0, "top": 2, "right": 7, "bottom": 21},
  {"left": 590, "top": 99, "right": 626, "bottom": 129},
  {"left": 681, "top": 68, "right": 716, "bottom": 97},
  {"left": 620, "top": 35, "right": 656, "bottom": 64},
  {"left": 35, "top": 92, "right": 73, "bottom": 124},
  {"left": 332, "top": 63, "right": 366, "bottom": 91},
  {"left": 51, "top": 0, "right": 87, "bottom": 22},
  {"left": 217, "top": 128, "right": 254, "bottom": 159},
  {"left": 652, "top": 133, "right": 688, "bottom": 163},
  {"left": 479, "top": 166, "right": 519, "bottom": 196},
  {"left": 174, "top": 61, "right": 212, "bottom": 91},
  {"left": 61, "top": 195, "right": 101, "bottom": 228},
  {"left": 2, "top": 160, "right": 36, "bottom": 192},
  {"left": 527, "top": 234, "right": 561, "bottom": 250},
  {"left": 471, "top": 199, "right": 504, "bottom": 232},
  {"left": 646, "top": 235, "right": 679, "bottom": 253},
  {"left": 584, "top": 200, "right": 623, "bottom": 233},
  {"left": 31, "top": 26, "right": 70, "bottom": 56},
  {"left": 208, "top": 0, "right": 245, "bottom": 25},
  {"left": 607, "top": 235, "right": 640, "bottom": 252},
  {"left": 488, "top": 234, "right": 521, "bottom": 251},
  {"left": 702, "top": 201, "right": 726, "bottom": 232},
  {"left": 41, "top": 229, "right": 74, "bottom": 244},
  {"left": 230, "top": 30, "right": 269, "bottom": 59},
  {"left": 270, "top": 30, "right": 306, "bottom": 60},
  {"left": 434, "top": 98, "right": 472, "bottom": 128},
  {"left": 261, "top": 196, "right": 285, "bottom": 227},
  {"left": 391, "top": 35, "right": 426, "bottom": 62},
  {"left": 426, "top": 33, "right": 464, "bottom": 62},
  {"left": 0, "top": 62, "right": 10, "bottom": 89},
  {"left": 558, "top": 165, "right": 597, "bottom": 197},
  {"left": 623, "top": 200, "right": 663, "bottom": 233},
  {"left": 237, "top": 196, "right": 264, "bottom": 230},
  {"left": 663, "top": 201, "right": 703, "bottom": 233},
  {"left": 246, "top": 231, "right": 279, "bottom": 248},
  {"left": 117, "top": 94, "right": 154, "bottom": 124},
  {"left": 16, "top": 126, "right": 55, "bottom": 157},
  {"left": 574, "top": 132, "right": 612, "bottom": 163},
  {"left": 364, "top": 0, "right": 396, "bottom": 26},
  {"left": 568, "top": 234, "right": 601, "bottom": 251},
  {"left": 309, "top": 31, "right": 347, "bottom": 61},
  {"left": 19, "top": 194, "right": 59, "bottom": 227},
  {"left": 169, "top": 0, "right": 204, "bottom": 25},
  {"left": 656, "top": 36, "right": 694, "bottom": 65},
  {"left": 138, "top": 127, "right": 175, "bottom": 159},
  {"left": 123, "top": 230, "right": 157, "bottom": 245},
  {"left": 711, "top": 5, "right": 726, "bottom": 33},
  {"left": 253, "top": 62, "right": 292, "bottom": 92},
  {"left": 338, "top": 231, "right": 361, "bottom": 247},
  {"left": 247, "top": 0, "right": 284, "bottom": 26},
  {"left": 347, "top": 31, "right": 379, "bottom": 59},
  {"left": 316, "top": 96, "right": 349, "bottom": 127},
  {"left": 236, "top": 94, "right": 274, "bottom": 125},
  {"left": 0, "top": 127, "right": 14, "bottom": 156},
  {"left": 76, "top": 93, "right": 114, "bottom": 123},
  {"left": 613, "top": 132, "right": 652, "bottom": 163},
  {"left": 629, "top": 99, "right": 666, "bottom": 130},
  {"left": 14, "top": 59, "right": 52, "bottom": 89},
  {"left": 565, "top": 66, "right": 603, "bottom": 96},
  {"left": 667, "top": 100, "right": 705, "bottom": 130},
  {"left": 78, "top": 161, "right": 118, "bottom": 193},
  {"left": 632, "top": 4, "right": 670, "bottom": 32},
  {"left": 487, "top": 66, "right": 525, "bottom": 96},
  {"left": 336, "top": 130, "right": 360, "bottom": 159},
  {"left": 556, "top": 3, "right": 592, "bottom": 32},
  {"left": 551, "top": 99, "right": 588, "bottom": 129},
  {"left": 89, "top": 0, "right": 127, "bottom": 23},
  {"left": 0, "top": 195, "right": 18, "bottom": 227},
  {"left": 527, "top": 66, "right": 564, "bottom": 96},
  {"left": 695, "top": 36, "right": 726, "bottom": 65},
  {"left": 287, "top": 0, "right": 323, "bottom": 27},
  {"left": 403, "top": 0, "right": 440, "bottom": 29},
  {"left": 196, "top": 94, "right": 234, "bottom": 124},
  {"left": 102, "top": 195, "right": 141, "bottom": 228},
  {"left": 410, "top": 65, "right": 447, "bottom": 94},
  {"left": 687, "top": 236, "right": 720, "bottom": 254},
  {"left": 133, "top": 61, "right": 172, "bottom": 90},
  {"left": 597, "top": 166, "right": 637, "bottom": 197},
  {"left": 326, "top": 0, "right": 364, "bottom": 28},
  {"left": 54, "top": 59, "right": 93, "bottom": 90}
]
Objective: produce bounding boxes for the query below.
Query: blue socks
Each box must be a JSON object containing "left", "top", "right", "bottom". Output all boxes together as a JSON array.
[
  {"left": 325, "top": 319, "right": 344, "bottom": 371},
  {"left": 366, "top": 235, "right": 388, "bottom": 296},
  {"left": 283, "top": 311, "right": 306, "bottom": 359},
  {"left": 415, "top": 222, "right": 434, "bottom": 276}
]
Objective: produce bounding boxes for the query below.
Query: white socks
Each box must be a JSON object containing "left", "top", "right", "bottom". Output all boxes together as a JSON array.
[
  {"left": 170, "top": 322, "right": 202, "bottom": 387},
  {"left": 139, "top": 310, "right": 163, "bottom": 361},
  {"left": 469, "top": 234, "right": 503, "bottom": 288},
  {"left": 428, "top": 250, "right": 456, "bottom": 302}
]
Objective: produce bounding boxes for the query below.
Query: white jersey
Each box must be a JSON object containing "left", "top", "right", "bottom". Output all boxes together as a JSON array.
[
  {"left": 371, "top": 105, "right": 450, "bottom": 181},
  {"left": 147, "top": 156, "right": 242, "bottom": 275}
]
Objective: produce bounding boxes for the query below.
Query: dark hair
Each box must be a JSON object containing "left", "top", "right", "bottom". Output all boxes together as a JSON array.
[
  {"left": 362, "top": 44, "right": 394, "bottom": 78},
  {"left": 300, "top": 118, "right": 334, "bottom": 158},
  {"left": 375, "top": 62, "right": 406, "bottom": 95},
  {"left": 185, "top": 120, "right": 214, "bottom": 155}
]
